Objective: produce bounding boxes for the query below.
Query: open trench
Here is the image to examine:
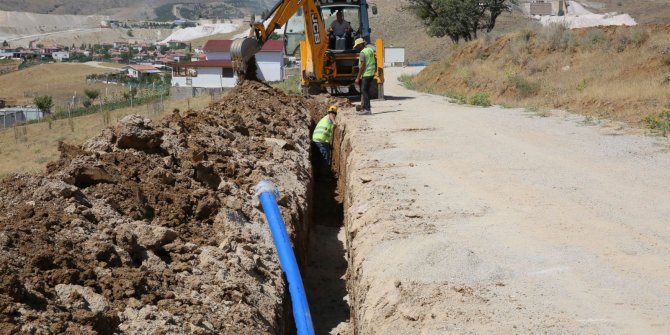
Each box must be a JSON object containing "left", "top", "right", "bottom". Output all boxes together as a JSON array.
[
  {"left": 304, "top": 159, "right": 349, "bottom": 334},
  {"left": 302, "top": 112, "right": 354, "bottom": 334}
]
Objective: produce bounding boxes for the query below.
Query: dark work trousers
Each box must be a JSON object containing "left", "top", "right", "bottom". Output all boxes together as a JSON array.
[
  {"left": 313, "top": 141, "right": 331, "bottom": 179},
  {"left": 360, "top": 76, "right": 374, "bottom": 111}
]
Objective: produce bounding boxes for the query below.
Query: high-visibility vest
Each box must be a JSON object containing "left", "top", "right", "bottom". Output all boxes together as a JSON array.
[
  {"left": 359, "top": 46, "right": 376, "bottom": 78},
  {"left": 312, "top": 115, "right": 334, "bottom": 144}
]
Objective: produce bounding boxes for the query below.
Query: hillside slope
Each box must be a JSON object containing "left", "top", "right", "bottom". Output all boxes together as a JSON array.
[
  {"left": 410, "top": 24, "right": 670, "bottom": 128},
  {"left": 0, "top": 0, "right": 278, "bottom": 18},
  {"left": 584, "top": 0, "right": 670, "bottom": 24},
  {"left": 370, "top": 0, "right": 534, "bottom": 62}
]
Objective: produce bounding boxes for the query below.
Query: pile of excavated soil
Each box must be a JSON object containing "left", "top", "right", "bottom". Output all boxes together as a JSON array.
[{"left": 0, "top": 81, "right": 330, "bottom": 334}]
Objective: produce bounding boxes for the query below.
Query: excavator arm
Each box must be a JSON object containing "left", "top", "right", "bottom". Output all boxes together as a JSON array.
[{"left": 231, "top": 0, "right": 328, "bottom": 81}]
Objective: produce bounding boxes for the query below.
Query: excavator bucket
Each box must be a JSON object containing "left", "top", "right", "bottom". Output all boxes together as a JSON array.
[{"left": 231, "top": 37, "right": 262, "bottom": 80}]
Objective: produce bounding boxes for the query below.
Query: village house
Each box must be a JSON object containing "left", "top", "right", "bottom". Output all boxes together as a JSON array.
[
  {"left": 113, "top": 41, "right": 130, "bottom": 49},
  {"left": 171, "top": 60, "right": 236, "bottom": 89},
  {"left": 121, "top": 64, "right": 162, "bottom": 79},
  {"left": 201, "top": 39, "right": 284, "bottom": 81},
  {"left": 202, "top": 40, "right": 232, "bottom": 61},
  {"left": 169, "top": 39, "right": 284, "bottom": 98},
  {"left": 0, "top": 48, "right": 16, "bottom": 58},
  {"left": 51, "top": 51, "right": 70, "bottom": 62}
]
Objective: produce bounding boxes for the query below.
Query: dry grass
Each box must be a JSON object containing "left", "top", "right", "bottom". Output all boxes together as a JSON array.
[
  {"left": 412, "top": 24, "right": 670, "bottom": 126},
  {"left": 0, "top": 63, "right": 121, "bottom": 106},
  {"left": 0, "top": 94, "right": 213, "bottom": 177}
]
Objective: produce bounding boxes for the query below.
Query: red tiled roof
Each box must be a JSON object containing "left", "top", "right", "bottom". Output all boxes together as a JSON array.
[
  {"left": 173, "top": 60, "right": 233, "bottom": 68},
  {"left": 260, "top": 40, "right": 284, "bottom": 52},
  {"left": 203, "top": 40, "right": 233, "bottom": 52}
]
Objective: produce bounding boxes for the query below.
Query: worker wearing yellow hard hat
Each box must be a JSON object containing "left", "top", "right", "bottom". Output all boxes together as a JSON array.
[
  {"left": 354, "top": 38, "right": 375, "bottom": 115},
  {"left": 312, "top": 105, "right": 338, "bottom": 181}
]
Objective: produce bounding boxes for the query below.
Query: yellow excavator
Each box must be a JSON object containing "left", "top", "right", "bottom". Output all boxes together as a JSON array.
[{"left": 231, "top": 0, "right": 384, "bottom": 98}]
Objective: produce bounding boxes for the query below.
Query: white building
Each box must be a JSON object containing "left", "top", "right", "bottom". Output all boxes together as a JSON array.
[
  {"left": 0, "top": 48, "right": 16, "bottom": 58},
  {"left": 122, "top": 65, "right": 162, "bottom": 79},
  {"left": 51, "top": 51, "right": 70, "bottom": 62},
  {"left": 202, "top": 40, "right": 232, "bottom": 61},
  {"left": 255, "top": 40, "right": 284, "bottom": 82},
  {"left": 199, "top": 39, "right": 285, "bottom": 82},
  {"left": 0, "top": 107, "right": 43, "bottom": 128},
  {"left": 171, "top": 60, "right": 237, "bottom": 89}
]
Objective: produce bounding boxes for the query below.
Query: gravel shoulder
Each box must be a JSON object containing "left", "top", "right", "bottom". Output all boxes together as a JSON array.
[{"left": 339, "top": 67, "right": 670, "bottom": 334}]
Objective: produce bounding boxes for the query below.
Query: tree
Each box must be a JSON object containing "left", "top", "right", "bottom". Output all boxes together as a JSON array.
[
  {"left": 2, "top": 40, "right": 8, "bottom": 47},
  {"left": 34, "top": 96, "right": 54, "bottom": 114},
  {"left": 404, "top": 0, "right": 515, "bottom": 42},
  {"left": 123, "top": 87, "right": 138, "bottom": 100},
  {"left": 84, "top": 88, "right": 100, "bottom": 101}
]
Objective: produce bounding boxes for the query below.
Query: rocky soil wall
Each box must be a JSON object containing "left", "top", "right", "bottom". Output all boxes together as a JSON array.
[{"left": 0, "top": 81, "right": 329, "bottom": 334}]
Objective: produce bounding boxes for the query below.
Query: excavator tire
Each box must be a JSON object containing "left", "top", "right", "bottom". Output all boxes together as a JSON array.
[{"left": 307, "top": 82, "right": 322, "bottom": 95}]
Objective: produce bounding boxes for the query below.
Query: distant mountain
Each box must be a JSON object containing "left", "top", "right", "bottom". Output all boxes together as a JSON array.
[{"left": 0, "top": 0, "right": 279, "bottom": 17}]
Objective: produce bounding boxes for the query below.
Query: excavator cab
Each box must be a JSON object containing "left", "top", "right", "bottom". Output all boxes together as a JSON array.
[
  {"left": 233, "top": 0, "right": 383, "bottom": 98},
  {"left": 284, "top": 4, "right": 366, "bottom": 56}
]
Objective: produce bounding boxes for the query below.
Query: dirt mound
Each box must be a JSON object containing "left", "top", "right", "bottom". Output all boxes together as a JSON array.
[{"left": 0, "top": 81, "right": 328, "bottom": 334}]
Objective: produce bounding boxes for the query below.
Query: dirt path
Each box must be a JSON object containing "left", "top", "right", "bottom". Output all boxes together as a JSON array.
[{"left": 339, "top": 67, "right": 670, "bottom": 334}]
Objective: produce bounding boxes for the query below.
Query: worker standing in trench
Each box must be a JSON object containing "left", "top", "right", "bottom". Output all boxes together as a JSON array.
[{"left": 312, "top": 105, "right": 337, "bottom": 181}]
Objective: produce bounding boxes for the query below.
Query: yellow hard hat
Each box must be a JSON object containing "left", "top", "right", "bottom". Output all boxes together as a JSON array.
[
  {"left": 328, "top": 105, "right": 338, "bottom": 113},
  {"left": 354, "top": 38, "right": 365, "bottom": 47}
]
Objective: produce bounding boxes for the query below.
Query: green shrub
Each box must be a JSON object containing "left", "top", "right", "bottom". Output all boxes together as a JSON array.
[
  {"left": 630, "top": 28, "right": 649, "bottom": 47},
  {"left": 644, "top": 110, "right": 670, "bottom": 135},
  {"left": 456, "top": 65, "right": 473, "bottom": 81},
  {"left": 525, "top": 106, "right": 550, "bottom": 117},
  {"left": 519, "top": 28, "right": 534, "bottom": 43},
  {"left": 82, "top": 99, "right": 92, "bottom": 108},
  {"left": 398, "top": 73, "right": 417, "bottom": 90},
  {"left": 561, "top": 29, "right": 578, "bottom": 51},
  {"left": 541, "top": 23, "right": 570, "bottom": 51},
  {"left": 581, "top": 29, "right": 605, "bottom": 47},
  {"left": 468, "top": 92, "right": 491, "bottom": 107},
  {"left": 576, "top": 79, "right": 588, "bottom": 92},
  {"left": 447, "top": 92, "right": 467, "bottom": 104},
  {"left": 661, "top": 47, "right": 670, "bottom": 66},
  {"left": 510, "top": 74, "right": 540, "bottom": 97},
  {"left": 84, "top": 88, "right": 100, "bottom": 101},
  {"left": 270, "top": 75, "right": 301, "bottom": 95},
  {"left": 662, "top": 74, "right": 670, "bottom": 86}
]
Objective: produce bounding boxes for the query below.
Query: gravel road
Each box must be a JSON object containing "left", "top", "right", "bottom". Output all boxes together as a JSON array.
[{"left": 339, "top": 67, "right": 670, "bottom": 334}]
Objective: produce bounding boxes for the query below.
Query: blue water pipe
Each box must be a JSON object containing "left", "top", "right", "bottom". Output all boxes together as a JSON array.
[{"left": 255, "top": 180, "right": 315, "bottom": 335}]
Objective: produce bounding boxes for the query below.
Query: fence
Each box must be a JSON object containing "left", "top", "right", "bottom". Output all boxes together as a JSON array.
[{"left": 52, "top": 89, "right": 168, "bottom": 121}]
